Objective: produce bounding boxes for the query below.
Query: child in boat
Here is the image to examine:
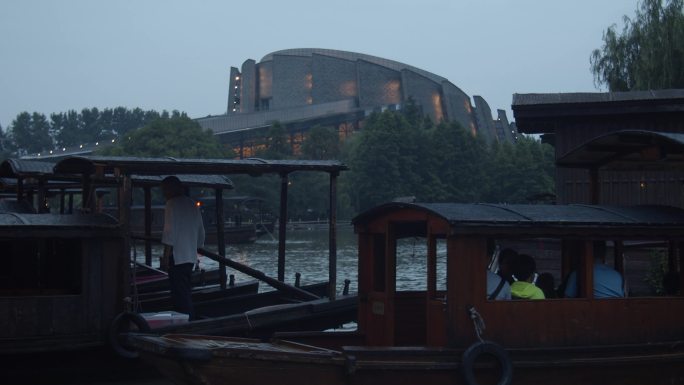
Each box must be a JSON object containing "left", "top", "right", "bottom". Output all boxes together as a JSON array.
[{"left": 510, "top": 254, "right": 545, "bottom": 300}]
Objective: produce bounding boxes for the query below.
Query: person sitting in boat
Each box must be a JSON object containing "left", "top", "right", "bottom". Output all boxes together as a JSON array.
[
  {"left": 563, "top": 241, "right": 625, "bottom": 299},
  {"left": 497, "top": 248, "right": 517, "bottom": 284},
  {"left": 536, "top": 272, "right": 558, "bottom": 298},
  {"left": 487, "top": 270, "right": 511, "bottom": 300},
  {"left": 510, "top": 254, "right": 545, "bottom": 300},
  {"left": 161, "top": 176, "right": 206, "bottom": 320}
]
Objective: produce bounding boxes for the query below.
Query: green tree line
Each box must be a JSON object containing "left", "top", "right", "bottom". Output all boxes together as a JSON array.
[
  {"left": 236, "top": 109, "right": 555, "bottom": 220},
  {"left": 1, "top": 107, "right": 186, "bottom": 155},
  {"left": 0, "top": 105, "right": 555, "bottom": 219}
]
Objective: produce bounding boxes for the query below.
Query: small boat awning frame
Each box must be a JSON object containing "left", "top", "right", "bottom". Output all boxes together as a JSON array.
[
  {"left": 353, "top": 202, "right": 684, "bottom": 239},
  {"left": 556, "top": 130, "right": 684, "bottom": 171},
  {"left": 52, "top": 155, "right": 348, "bottom": 300},
  {"left": 52, "top": 156, "right": 348, "bottom": 176}
]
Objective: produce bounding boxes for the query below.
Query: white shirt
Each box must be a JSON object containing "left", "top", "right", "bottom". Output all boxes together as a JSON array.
[{"left": 162, "top": 196, "right": 205, "bottom": 265}]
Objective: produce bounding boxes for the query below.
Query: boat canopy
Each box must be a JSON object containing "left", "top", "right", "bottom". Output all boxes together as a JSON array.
[
  {"left": 53, "top": 156, "right": 348, "bottom": 176},
  {"left": 0, "top": 159, "right": 234, "bottom": 189},
  {"left": 0, "top": 159, "right": 56, "bottom": 178},
  {"left": 0, "top": 212, "right": 118, "bottom": 227},
  {"left": 353, "top": 202, "right": 684, "bottom": 237}
]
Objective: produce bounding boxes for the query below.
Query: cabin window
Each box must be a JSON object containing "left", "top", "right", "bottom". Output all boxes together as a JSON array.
[
  {"left": 0, "top": 238, "right": 82, "bottom": 295},
  {"left": 435, "top": 238, "right": 447, "bottom": 292},
  {"left": 485, "top": 238, "right": 682, "bottom": 300},
  {"left": 392, "top": 221, "right": 428, "bottom": 292},
  {"left": 396, "top": 237, "right": 428, "bottom": 291},
  {"left": 621, "top": 241, "right": 680, "bottom": 297}
]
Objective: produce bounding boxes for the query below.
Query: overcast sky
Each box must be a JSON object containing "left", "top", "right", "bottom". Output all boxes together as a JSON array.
[{"left": 0, "top": 0, "right": 640, "bottom": 130}]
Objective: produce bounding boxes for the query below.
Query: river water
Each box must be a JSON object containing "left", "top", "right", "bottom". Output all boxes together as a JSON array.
[{"left": 132, "top": 222, "right": 446, "bottom": 294}]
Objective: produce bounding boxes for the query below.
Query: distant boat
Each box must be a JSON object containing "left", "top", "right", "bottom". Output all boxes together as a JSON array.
[{"left": 198, "top": 196, "right": 276, "bottom": 243}]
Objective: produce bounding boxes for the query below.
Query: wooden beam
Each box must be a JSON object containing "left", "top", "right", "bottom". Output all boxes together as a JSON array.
[
  {"left": 144, "top": 186, "right": 152, "bottom": 266},
  {"left": 589, "top": 167, "right": 600, "bottom": 204},
  {"left": 278, "top": 173, "right": 289, "bottom": 282},
  {"left": 215, "top": 188, "right": 227, "bottom": 290},
  {"left": 328, "top": 172, "right": 338, "bottom": 300}
]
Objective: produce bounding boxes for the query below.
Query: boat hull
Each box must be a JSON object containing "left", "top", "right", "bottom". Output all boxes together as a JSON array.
[{"left": 128, "top": 334, "right": 684, "bottom": 385}]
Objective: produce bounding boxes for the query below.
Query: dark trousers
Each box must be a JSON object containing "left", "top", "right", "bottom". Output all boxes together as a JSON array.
[{"left": 168, "top": 256, "right": 194, "bottom": 320}]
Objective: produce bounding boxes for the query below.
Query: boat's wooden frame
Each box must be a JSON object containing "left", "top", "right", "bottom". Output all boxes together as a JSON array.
[
  {"left": 127, "top": 202, "right": 684, "bottom": 385},
  {"left": 0, "top": 156, "right": 354, "bottom": 357}
]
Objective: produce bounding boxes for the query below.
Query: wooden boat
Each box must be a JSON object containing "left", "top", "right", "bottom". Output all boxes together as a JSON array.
[
  {"left": 0, "top": 156, "right": 353, "bottom": 360},
  {"left": 132, "top": 262, "right": 226, "bottom": 293},
  {"left": 138, "top": 281, "right": 326, "bottom": 314},
  {"left": 127, "top": 202, "right": 684, "bottom": 385},
  {"left": 0, "top": 212, "right": 125, "bottom": 354}
]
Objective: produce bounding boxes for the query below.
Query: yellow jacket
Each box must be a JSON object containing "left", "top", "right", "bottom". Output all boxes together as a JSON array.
[{"left": 511, "top": 281, "right": 545, "bottom": 300}]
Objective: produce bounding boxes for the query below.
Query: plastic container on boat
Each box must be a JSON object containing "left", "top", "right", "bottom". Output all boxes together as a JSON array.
[{"left": 140, "top": 311, "right": 189, "bottom": 328}]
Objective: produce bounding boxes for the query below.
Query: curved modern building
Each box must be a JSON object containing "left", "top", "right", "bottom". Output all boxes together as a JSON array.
[{"left": 196, "top": 49, "right": 516, "bottom": 157}]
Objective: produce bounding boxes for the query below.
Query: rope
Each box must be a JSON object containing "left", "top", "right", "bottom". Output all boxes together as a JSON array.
[{"left": 468, "top": 306, "right": 486, "bottom": 342}]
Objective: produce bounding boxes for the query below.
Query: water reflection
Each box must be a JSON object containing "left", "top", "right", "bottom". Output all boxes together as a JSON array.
[{"left": 134, "top": 225, "right": 447, "bottom": 294}]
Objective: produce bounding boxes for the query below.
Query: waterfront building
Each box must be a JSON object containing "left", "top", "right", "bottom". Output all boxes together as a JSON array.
[{"left": 196, "top": 49, "right": 517, "bottom": 158}]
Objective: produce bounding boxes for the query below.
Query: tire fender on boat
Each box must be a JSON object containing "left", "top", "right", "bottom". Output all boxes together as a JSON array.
[
  {"left": 461, "top": 340, "right": 513, "bottom": 385},
  {"left": 108, "top": 311, "right": 150, "bottom": 359}
]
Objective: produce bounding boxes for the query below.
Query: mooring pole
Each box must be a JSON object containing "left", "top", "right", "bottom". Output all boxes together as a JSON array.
[{"left": 278, "top": 173, "right": 289, "bottom": 282}]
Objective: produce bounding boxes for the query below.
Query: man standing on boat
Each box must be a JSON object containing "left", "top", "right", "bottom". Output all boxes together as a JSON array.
[{"left": 161, "top": 176, "right": 205, "bottom": 320}]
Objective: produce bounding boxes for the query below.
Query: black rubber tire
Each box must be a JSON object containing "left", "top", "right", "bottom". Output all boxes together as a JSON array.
[
  {"left": 108, "top": 311, "right": 150, "bottom": 359},
  {"left": 461, "top": 340, "right": 513, "bottom": 385}
]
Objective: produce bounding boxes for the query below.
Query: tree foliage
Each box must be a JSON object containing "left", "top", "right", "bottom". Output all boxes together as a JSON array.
[
  {"left": 340, "top": 110, "right": 555, "bottom": 214},
  {"left": 4, "top": 107, "right": 171, "bottom": 155},
  {"left": 8, "top": 112, "right": 53, "bottom": 155},
  {"left": 300, "top": 125, "right": 340, "bottom": 160},
  {"left": 590, "top": 0, "right": 684, "bottom": 91},
  {"left": 99, "top": 116, "right": 233, "bottom": 158},
  {"left": 257, "top": 122, "right": 292, "bottom": 160}
]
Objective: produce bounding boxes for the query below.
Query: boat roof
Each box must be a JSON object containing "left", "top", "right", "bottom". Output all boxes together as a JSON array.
[
  {"left": 353, "top": 202, "right": 684, "bottom": 237},
  {"left": 52, "top": 156, "right": 348, "bottom": 176},
  {"left": 512, "top": 89, "right": 684, "bottom": 134},
  {"left": 0, "top": 213, "right": 119, "bottom": 227},
  {"left": 555, "top": 130, "right": 684, "bottom": 170},
  {"left": 0, "top": 159, "right": 234, "bottom": 189},
  {"left": 0, "top": 159, "right": 62, "bottom": 178}
]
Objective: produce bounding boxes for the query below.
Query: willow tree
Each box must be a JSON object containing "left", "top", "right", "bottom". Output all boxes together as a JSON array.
[{"left": 590, "top": 0, "right": 684, "bottom": 91}]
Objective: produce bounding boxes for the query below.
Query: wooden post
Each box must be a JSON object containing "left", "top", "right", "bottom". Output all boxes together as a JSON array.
[
  {"left": 144, "top": 186, "right": 152, "bottom": 266},
  {"left": 37, "top": 179, "right": 46, "bottom": 213},
  {"left": 117, "top": 171, "right": 132, "bottom": 312},
  {"left": 16, "top": 177, "right": 23, "bottom": 202},
  {"left": 328, "top": 172, "right": 338, "bottom": 300},
  {"left": 614, "top": 240, "right": 624, "bottom": 275},
  {"left": 68, "top": 192, "right": 74, "bottom": 214},
  {"left": 579, "top": 241, "right": 594, "bottom": 299},
  {"left": 278, "top": 173, "right": 289, "bottom": 282},
  {"left": 59, "top": 188, "right": 65, "bottom": 214},
  {"left": 427, "top": 234, "right": 437, "bottom": 298},
  {"left": 589, "top": 167, "right": 600, "bottom": 204},
  {"left": 82, "top": 175, "right": 91, "bottom": 210},
  {"left": 679, "top": 242, "right": 684, "bottom": 297},
  {"left": 216, "top": 188, "right": 227, "bottom": 289},
  {"left": 668, "top": 241, "right": 677, "bottom": 273}
]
